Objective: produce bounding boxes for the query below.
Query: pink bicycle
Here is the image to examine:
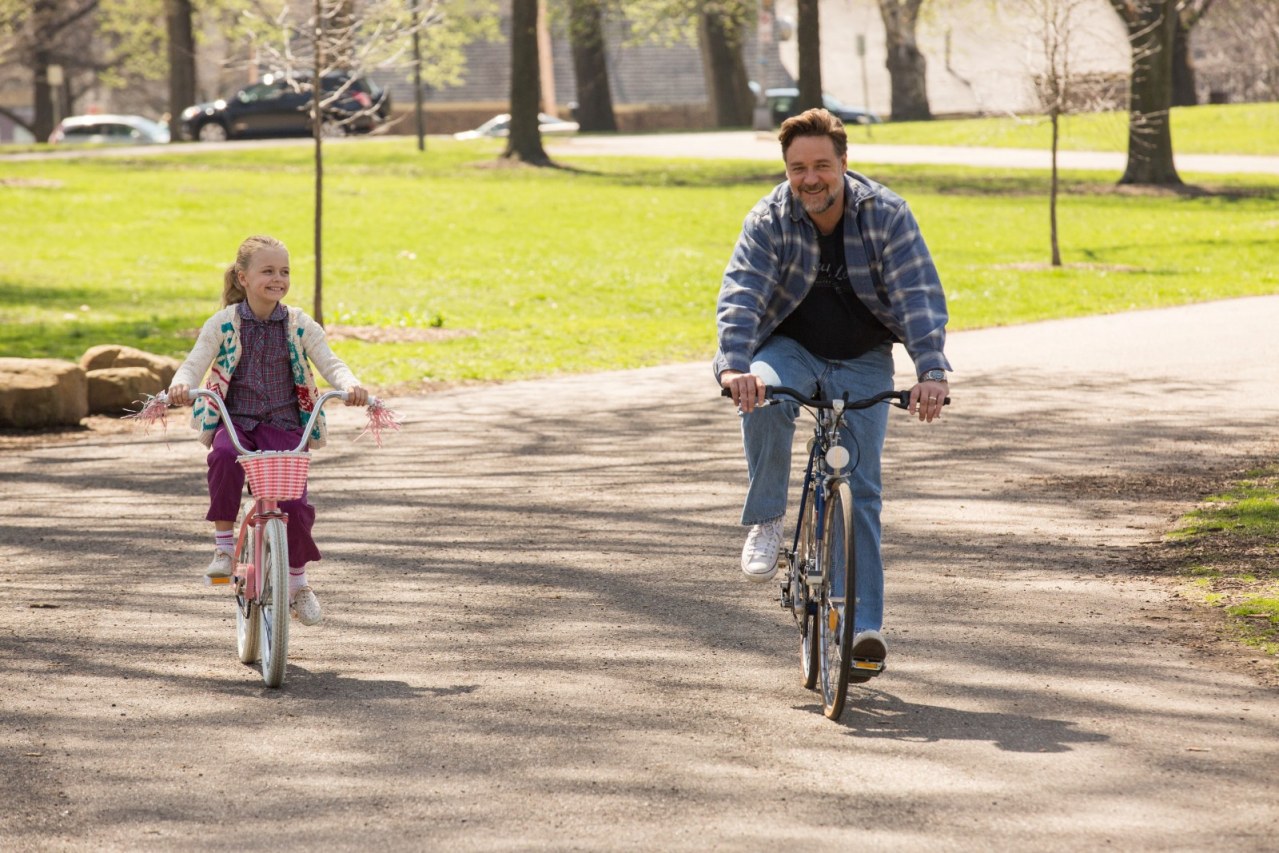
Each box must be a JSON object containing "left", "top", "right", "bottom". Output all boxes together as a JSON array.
[{"left": 136, "top": 387, "right": 398, "bottom": 688}]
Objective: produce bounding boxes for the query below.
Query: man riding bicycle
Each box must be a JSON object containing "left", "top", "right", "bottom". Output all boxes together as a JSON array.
[{"left": 716, "top": 108, "right": 952, "bottom": 668}]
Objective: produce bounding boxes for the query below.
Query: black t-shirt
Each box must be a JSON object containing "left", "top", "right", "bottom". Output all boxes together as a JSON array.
[{"left": 772, "top": 214, "right": 893, "bottom": 360}]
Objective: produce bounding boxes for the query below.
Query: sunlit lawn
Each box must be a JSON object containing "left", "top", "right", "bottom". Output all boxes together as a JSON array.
[{"left": 1, "top": 135, "right": 1277, "bottom": 389}]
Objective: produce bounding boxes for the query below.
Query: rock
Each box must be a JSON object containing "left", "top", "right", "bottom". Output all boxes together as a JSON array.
[
  {"left": 86, "top": 366, "right": 166, "bottom": 415},
  {"left": 80, "top": 345, "right": 181, "bottom": 386},
  {"left": 0, "top": 358, "right": 88, "bottom": 428}
]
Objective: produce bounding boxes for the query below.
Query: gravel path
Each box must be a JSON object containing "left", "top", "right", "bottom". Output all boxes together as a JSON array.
[{"left": 2, "top": 296, "right": 1278, "bottom": 851}]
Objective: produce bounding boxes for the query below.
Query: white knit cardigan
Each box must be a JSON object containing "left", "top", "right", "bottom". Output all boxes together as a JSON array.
[{"left": 171, "top": 304, "right": 360, "bottom": 449}]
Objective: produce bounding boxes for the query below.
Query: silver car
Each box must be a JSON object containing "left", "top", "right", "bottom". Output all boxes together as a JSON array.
[{"left": 49, "top": 114, "right": 171, "bottom": 145}]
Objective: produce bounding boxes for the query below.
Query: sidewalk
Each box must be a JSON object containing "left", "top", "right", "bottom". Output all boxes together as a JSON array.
[{"left": 548, "top": 129, "right": 1279, "bottom": 176}]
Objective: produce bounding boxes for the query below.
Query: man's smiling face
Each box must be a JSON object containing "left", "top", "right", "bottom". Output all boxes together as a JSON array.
[{"left": 785, "top": 134, "right": 847, "bottom": 218}]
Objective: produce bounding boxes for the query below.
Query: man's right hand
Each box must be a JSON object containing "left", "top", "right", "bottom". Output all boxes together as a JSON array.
[{"left": 721, "top": 370, "right": 767, "bottom": 413}]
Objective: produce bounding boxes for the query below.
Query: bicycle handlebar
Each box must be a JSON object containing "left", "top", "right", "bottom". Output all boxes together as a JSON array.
[
  {"left": 157, "top": 388, "right": 356, "bottom": 455},
  {"left": 721, "top": 386, "right": 950, "bottom": 411}
]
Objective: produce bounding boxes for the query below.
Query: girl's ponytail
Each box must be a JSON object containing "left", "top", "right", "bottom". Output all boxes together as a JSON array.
[{"left": 221, "top": 263, "right": 247, "bottom": 307}]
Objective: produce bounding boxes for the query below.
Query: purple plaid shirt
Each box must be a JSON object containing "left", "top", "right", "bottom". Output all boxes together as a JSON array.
[{"left": 225, "top": 301, "right": 302, "bottom": 433}]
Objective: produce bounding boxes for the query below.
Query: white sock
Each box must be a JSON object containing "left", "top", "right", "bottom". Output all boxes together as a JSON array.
[
  {"left": 288, "top": 570, "right": 308, "bottom": 595},
  {"left": 214, "top": 530, "right": 234, "bottom": 555}
]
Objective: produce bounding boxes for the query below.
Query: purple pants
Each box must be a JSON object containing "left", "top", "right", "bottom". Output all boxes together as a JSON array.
[{"left": 206, "top": 422, "right": 321, "bottom": 569}]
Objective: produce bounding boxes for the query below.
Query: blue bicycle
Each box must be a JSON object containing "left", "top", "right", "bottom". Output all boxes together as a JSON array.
[{"left": 732, "top": 385, "right": 944, "bottom": 720}]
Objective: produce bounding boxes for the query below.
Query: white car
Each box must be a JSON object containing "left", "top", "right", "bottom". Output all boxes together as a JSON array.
[
  {"left": 453, "top": 112, "right": 580, "bottom": 140},
  {"left": 49, "top": 114, "right": 171, "bottom": 145}
]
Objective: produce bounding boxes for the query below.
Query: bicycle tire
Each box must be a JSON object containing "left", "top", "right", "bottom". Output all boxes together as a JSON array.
[
  {"left": 818, "top": 481, "right": 855, "bottom": 720},
  {"left": 258, "top": 518, "right": 290, "bottom": 688},
  {"left": 234, "top": 511, "right": 261, "bottom": 664},
  {"left": 796, "top": 483, "right": 820, "bottom": 690}
]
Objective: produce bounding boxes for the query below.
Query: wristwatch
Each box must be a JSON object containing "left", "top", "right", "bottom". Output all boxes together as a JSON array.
[{"left": 919, "top": 369, "right": 948, "bottom": 383}]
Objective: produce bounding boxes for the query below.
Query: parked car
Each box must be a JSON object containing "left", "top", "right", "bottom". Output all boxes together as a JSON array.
[
  {"left": 180, "top": 72, "right": 390, "bottom": 142},
  {"left": 453, "top": 112, "right": 580, "bottom": 140},
  {"left": 763, "top": 87, "right": 881, "bottom": 126},
  {"left": 48, "top": 114, "right": 170, "bottom": 145}
]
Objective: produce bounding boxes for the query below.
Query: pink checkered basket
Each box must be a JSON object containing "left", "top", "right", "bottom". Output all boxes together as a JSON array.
[{"left": 237, "top": 451, "right": 311, "bottom": 501}]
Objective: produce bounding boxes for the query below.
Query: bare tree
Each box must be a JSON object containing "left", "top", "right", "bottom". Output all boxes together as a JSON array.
[
  {"left": 241, "top": 0, "right": 460, "bottom": 323},
  {"left": 1023, "top": 0, "right": 1104, "bottom": 267},
  {"left": 1108, "top": 0, "right": 1182, "bottom": 185},
  {"left": 795, "top": 0, "right": 821, "bottom": 113},
  {"left": 4, "top": 0, "right": 101, "bottom": 141},
  {"left": 1191, "top": 0, "right": 1279, "bottom": 102},
  {"left": 504, "top": 0, "right": 550, "bottom": 163},
  {"left": 877, "top": 0, "right": 931, "bottom": 121}
]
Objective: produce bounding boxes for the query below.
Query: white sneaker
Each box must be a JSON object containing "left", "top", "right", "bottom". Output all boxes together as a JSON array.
[
  {"left": 741, "top": 516, "right": 784, "bottom": 583},
  {"left": 852, "top": 629, "right": 887, "bottom": 662},
  {"left": 205, "top": 549, "right": 233, "bottom": 579},
  {"left": 290, "top": 586, "right": 323, "bottom": 626}
]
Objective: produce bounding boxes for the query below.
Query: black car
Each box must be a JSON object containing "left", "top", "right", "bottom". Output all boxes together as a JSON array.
[
  {"left": 764, "top": 87, "right": 881, "bottom": 127},
  {"left": 180, "top": 72, "right": 390, "bottom": 142}
]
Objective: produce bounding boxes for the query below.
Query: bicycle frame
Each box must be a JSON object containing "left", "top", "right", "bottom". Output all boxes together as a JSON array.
[
  {"left": 169, "top": 387, "right": 349, "bottom": 602},
  {"left": 789, "top": 398, "right": 850, "bottom": 598},
  {"left": 729, "top": 385, "right": 945, "bottom": 717}
]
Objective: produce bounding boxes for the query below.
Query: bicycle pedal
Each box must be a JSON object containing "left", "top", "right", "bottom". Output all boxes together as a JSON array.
[
  {"left": 850, "top": 658, "right": 885, "bottom": 674},
  {"left": 204, "top": 575, "right": 232, "bottom": 586}
]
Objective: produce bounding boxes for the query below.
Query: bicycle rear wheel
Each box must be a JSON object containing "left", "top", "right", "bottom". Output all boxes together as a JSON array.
[
  {"left": 795, "top": 483, "right": 820, "bottom": 690},
  {"left": 234, "top": 512, "right": 261, "bottom": 664},
  {"left": 258, "top": 518, "right": 290, "bottom": 688},
  {"left": 818, "top": 481, "right": 855, "bottom": 720}
]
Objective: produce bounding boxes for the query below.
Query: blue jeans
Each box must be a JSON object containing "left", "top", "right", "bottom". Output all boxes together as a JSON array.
[{"left": 739, "top": 335, "right": 893, "bottom": 633}]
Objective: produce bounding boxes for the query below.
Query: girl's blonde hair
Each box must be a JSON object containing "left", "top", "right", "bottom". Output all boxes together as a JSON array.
[{"left": 222, "top": 235, "right": 288, "bottom": 307}]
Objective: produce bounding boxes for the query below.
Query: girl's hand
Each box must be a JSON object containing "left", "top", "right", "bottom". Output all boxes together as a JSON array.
[
  {"left": 168, "top": 384, "right": 191, "bottom": 406},
  {"left": 345, "top": 385, "right": 369, "bottom": 407}
]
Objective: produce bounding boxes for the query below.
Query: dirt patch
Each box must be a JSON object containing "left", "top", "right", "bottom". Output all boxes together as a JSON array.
[
  {"left": 1032, "top": 468, "right": 1233, "bottom": 502},
  {"left": 1042, "top": 463, "right": 1279, "bottom": 688},
  {"left": 0, "top": 415, "right": 138, "bottom": 450},
  {"left": 990, "top": 262, "right": 1146, "bottom": 273},
  {"left": 0, "top": 177, "right": 64, "bottom": 189},
  {"left": 324, "top": 325, "right": 473, "bottom": 345}
]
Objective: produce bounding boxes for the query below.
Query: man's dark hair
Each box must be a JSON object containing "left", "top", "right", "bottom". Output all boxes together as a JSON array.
[{"left": 778, "top": 108, "right": 847, "bottom": 160}]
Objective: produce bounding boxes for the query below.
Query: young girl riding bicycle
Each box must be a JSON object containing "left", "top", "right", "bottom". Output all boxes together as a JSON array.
[{"left": 167, "top": 235, "right": 368, "bottom": 627}]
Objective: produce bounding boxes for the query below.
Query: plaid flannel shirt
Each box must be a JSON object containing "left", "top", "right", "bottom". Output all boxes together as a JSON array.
[
  {"left": 714, "top": 170, "right": 951, "bottom": 381},
  {"left": 225, "top": 301, "right": 303, "bottom": 433}
]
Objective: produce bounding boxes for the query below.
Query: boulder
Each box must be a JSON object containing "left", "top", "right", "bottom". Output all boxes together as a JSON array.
[
  {"left": 0, "top": 358, "right": 88, "bottom": 428},
  {"left": 80, "top": 344, "right": 181, "bottom": 387},
  {"left": 86, "top": 366, "right": 166, "bottom": 415}
]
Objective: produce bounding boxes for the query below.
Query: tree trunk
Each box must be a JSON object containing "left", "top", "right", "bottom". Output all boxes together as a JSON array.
[
  {"left": 165, "top": 0, "right": 197, "bottom": 142},
  {"left": 504, "top": 0, "right": 551, "bottom": 164},
  {"left": 567, "top": 0, "right": 617, "bottom": 132},
  {"left": 1109, "top": 0, "right": 1182, "bottom": 185},
  {"left": 33, "top": 47, "right": 55, "bottom": 143},
  {"left": 1050, "top": 109, "right": 1061, "bottom": 268},
  {"left": 796, "top": 0, "right": 822, "bottom": 114},
  {"left": 1171, "top": 13, "right": 1196, "bottom": 106},
  {"left": 313, "top": 0, "right": 326, "bottom": 326},
  {"left": 698, "top": 6, "right": 753, "bottom": 128},
  {"left": 878, "top": 0, "right": 931, "bottom": 121}
]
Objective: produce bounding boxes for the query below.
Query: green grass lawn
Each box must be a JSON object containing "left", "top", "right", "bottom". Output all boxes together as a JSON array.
[
  {"left": 849, "top": 102, "right": 1279, "bottom": 156},
  {"left": 1, "top": 133, "right": 1277, "bottom": 390}
]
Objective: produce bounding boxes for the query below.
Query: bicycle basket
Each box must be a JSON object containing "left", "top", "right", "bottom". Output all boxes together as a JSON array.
[{"left": 237, "top": 451, "right": 311, "bottom": 501}]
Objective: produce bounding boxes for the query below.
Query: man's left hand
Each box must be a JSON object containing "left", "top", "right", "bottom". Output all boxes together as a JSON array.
[{"left": 909, "top": 381, "right": 948, "bottom": 423}]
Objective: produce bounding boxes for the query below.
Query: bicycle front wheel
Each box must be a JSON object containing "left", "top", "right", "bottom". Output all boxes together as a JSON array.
[
  {"left": 258, "top": 518, "right": 290, "bottom": 688},
  {"left": 795, "top": 483, "right": 820, "bottom": 690},
  {"left": 234, "top": 512, "right": 261, "bottom": 664},
  {"left": 818, "top": 481, "right": 855, "bottom": 720}
]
